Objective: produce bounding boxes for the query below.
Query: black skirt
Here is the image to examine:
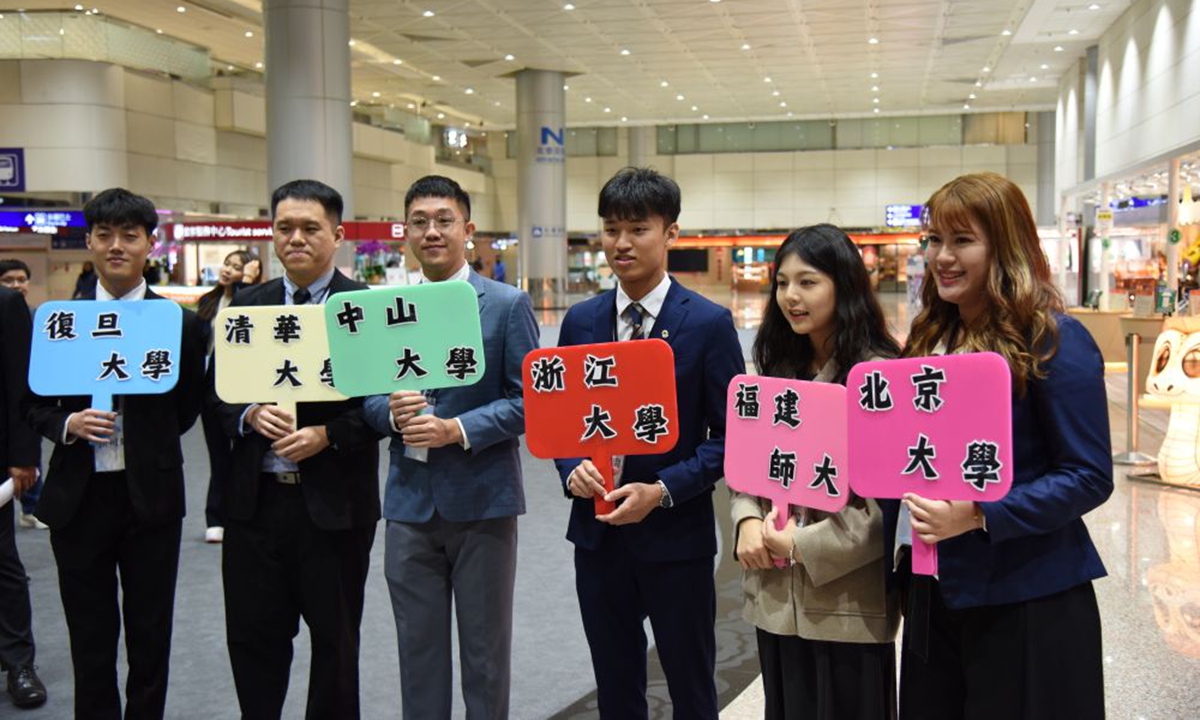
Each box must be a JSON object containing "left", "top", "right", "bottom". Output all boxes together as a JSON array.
[
  {"left": 756, "top": 627, "right": 897, "bottom": 720},
  {"left": 899, "top": 577, "right": 1105, "bottom": 720}
]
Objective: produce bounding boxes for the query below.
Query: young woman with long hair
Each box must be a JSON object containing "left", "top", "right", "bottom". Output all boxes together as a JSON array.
[
  {"left": 734, "top": 224, "right": 901, "bottom": 719},
  {"left": 196, "top": 249, "right": 253, "bottom": 543},
  {"left": 892, "top": 172, "right": 1112, "bottom": 719}
]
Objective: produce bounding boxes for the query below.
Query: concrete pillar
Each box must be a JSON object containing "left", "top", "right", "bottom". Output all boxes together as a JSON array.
[
  {"left": 1035, "top": 111, "right": 1056, "bottom": 227},
  {"left": 263, "top": 0, "right": 355, "bottom": 265},
  {"left": 516, "top": 69, "right": 567, "bottom": 309},
  {"left": 1083, "top": 46, "right": 1099, "bottom": 181},
  {"left": 1099, "top": 182, "right": 1114, "bottom": 309},
  {"left": 628, "top": 126, "right": 655, "bottom": 169}
]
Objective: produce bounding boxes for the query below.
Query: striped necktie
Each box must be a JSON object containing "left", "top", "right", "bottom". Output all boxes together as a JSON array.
[{"left": 624, "top": 302, "right": 646, "bottom": 340}]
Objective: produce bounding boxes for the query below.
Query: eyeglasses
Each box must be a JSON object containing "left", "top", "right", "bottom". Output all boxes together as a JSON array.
[{"left": 406, "top": 216, "right": 462, "bottom": 236}]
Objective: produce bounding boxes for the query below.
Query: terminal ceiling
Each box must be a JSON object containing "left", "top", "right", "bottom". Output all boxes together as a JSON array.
[{"left": 19, "top": 0, "right": 1132, "bottom": 128}]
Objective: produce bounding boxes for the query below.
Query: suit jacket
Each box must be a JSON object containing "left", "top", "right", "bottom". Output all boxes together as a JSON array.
[
  {"left": 554, "top": 279, "right": 745, "bottom": 562},
  {"left": 731, "top": 357, "right": 898, "bottom": 645},
  {"left": 363, "top": 271, "right": 538, "bottom": 523},
  {"left": 0, "top": 287, "right": 39, "bottom": 470},
  {"left": 214, "top": 271, "right": 381, "bottom": 531},
  {"left": 882, "top": 314, "right": 1113, "bottom": 609},
  {"left": 23, "top": 288, "right": 207, "bottom": 529}
]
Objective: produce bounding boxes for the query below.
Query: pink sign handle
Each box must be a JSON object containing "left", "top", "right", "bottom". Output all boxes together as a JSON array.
[
  {"left": 770, "top": 499, "right": 790, "bottom": 569},
  {"left": 592, "top": 453, "right": 616, "bottom": 517},
  {"left": 911, "top": 532, "right": 938, "bottom": 576}
]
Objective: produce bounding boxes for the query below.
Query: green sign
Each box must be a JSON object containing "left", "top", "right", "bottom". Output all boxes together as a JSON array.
[
  {"left": 1101, "top": 237, "right": 1111, "bottom": 251},
  {"left": 324, "top": 281, "right": 485, "bottom": 396},
  {"left": 1169, "top": 228, "right": 1182, "bottom": 245},
  {"left": 1156, "top": 288, "right": 1176, "bottom": 315}
]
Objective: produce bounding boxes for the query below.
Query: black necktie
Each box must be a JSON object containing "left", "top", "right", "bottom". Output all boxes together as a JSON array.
[
  {"left": 292, "top": 287, "right": 311, "bottom": 305},
  {"left": 624, "top": 302, "right": 646, "bottom": 340}
]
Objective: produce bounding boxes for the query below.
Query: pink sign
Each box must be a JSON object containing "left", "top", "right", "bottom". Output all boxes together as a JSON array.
[
  {"left": 845, "top": 352, "right": 1013, "bottom": 575},
  {"left": 725, "top": 375, "right": 849, "bottom": 566}
]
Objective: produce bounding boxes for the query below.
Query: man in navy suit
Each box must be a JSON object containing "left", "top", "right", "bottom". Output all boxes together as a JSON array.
[
  {"left": 363, "top": 176, "right": 538, "bottom": 720},
  {"left": 555, "top": 168, "right": 744, "bottom": 719}
]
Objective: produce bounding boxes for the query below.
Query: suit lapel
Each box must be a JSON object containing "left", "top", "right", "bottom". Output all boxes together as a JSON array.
[
  {"left": 591, "top": 289, "right": 618, "bottom": 343},
  {"left": 466, "top": 269, "right": 488, "bottom": 314},
  {"left": 647, "top": 279, "right": 689, "bottom": 346}
]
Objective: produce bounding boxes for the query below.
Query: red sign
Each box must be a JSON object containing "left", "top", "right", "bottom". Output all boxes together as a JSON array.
[
  {"left": 523, "top": 340, "right": 679, "bottom": 514},
  {"left": 168, "top": 221, "right": 406, "bottom": 242}
]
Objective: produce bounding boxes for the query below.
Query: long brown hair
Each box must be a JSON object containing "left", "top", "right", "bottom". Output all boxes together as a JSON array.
[
  {"left": 905, "top": 172, "right": 1062, "bottom": 395},
  {"left": 197, "top": 250, "right": 253, "bottom": 321}
]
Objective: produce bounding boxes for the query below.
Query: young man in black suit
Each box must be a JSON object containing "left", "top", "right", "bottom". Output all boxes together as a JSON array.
[
  {"left": 0, "top": 285, "right": 46, "bottom": 710},
  {"left": 24, "top": 188, "right": 207, "bottom": 719},
  {"left": 213, "top": 179, "right": 381, "bottom": 719}
]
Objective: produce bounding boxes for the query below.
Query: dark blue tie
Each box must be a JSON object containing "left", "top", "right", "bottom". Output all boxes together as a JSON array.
[
  {"left": 292, "top": 287, "right": 311, "bottom": 305},
  {"left": 624, "top": 302, "right": 646, "bottom": 340}
]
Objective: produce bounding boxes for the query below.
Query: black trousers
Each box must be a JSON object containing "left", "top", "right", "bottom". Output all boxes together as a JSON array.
[
  {"left": 199, "top": 403, "right": 231, "bottom": 528},
  {"left": 0, "top": 497, "right": 35, "bottom": 672},
  {"left": 49, "top": 471, "right": 182, "bottom": 720},
  {"left": 575, "top": 532, "right": 718, "bottom": 720},
  {"left": 756, "top": 628, "right": 896, "bottom": 720},
  {"left": 900, "top": 578, "right": 1104, "bottom": 720},
  {"left": 223, "top": 479, "right": 376, "bottom": 720}
]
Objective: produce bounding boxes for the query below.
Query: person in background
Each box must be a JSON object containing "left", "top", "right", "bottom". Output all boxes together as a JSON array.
[
  {"left": 194, "top": 249, "right": 254, "bottom": 544},
  {"left": 0, "top": 260, "right": 46, "bottom": 530},
  {"left": 0, "top": 285, "right": 47, "bottom": 710},
  {"left": 241, "top": 257, "right": 262, "bottom": 286},
  {"left": 493, "top": 258, "right": 507, "bottom": 284},
  {"left": 71, "top": 261, "right": 96, "bottom": 300},
  {"left": 888, "top": 172, "right": 1112, "bottom": 719},
  {"left": 734, "top": 225, "right": 900, "bottom": 720}
]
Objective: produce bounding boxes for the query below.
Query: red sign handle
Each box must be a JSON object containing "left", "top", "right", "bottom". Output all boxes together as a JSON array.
[
  {"left": 592, "top": 454, "right": 616, "bottom": 516},
  {"left": 911, "top": 529, "right": 938, "bottom": 576}
]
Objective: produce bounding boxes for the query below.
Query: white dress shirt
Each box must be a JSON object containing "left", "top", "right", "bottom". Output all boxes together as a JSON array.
[{"left": 615, "top": 274, "right": 672, "bottom": 341}]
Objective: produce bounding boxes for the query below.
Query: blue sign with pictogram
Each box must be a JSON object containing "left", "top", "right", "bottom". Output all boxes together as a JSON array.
[{"left": 0, "top": 149, "right": 24, "bottom": 192}]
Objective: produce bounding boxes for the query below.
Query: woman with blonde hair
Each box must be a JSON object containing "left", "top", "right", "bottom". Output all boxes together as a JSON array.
[{"left": 888, "top": 172, "right": 1111, "bottom": 719}]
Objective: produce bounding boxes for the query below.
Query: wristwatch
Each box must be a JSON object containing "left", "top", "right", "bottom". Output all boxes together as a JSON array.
[{"left": 656, "top": 480, "right": 673, "bottom": 509}]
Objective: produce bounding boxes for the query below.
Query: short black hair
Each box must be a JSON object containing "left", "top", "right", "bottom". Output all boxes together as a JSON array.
[
  {"left": 84, "top": 188, "right": 158, "bottom": 235},
  {"left": 404, "top": 175, "right": 472, "bottom": 220},
  {"left": 0, "top": 258, "right": 30, "bottom": 279},
  {"left": 598, "top": 167, "right": 681, "bottom": 224},
  {"left": 271, "top": 179, "right": 344, "bottom": 225}
]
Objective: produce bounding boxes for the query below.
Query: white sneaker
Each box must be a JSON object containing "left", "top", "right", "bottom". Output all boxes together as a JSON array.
[
  {"left": 204, "top": 527, "right": 224, "bottom": 544},
  {"left": 18, "top": 514, "right": 47, "bottom": 530}
]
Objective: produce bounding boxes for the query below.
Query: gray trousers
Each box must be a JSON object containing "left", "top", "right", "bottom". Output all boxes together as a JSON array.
[{"left": 385, "top": 514, "right": 518, "bottom": 720}]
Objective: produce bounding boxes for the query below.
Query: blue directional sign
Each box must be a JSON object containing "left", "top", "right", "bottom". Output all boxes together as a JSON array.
[
  {"left": 0, "top": 210, "right": 85, "bottom": 233},
  {"left": 30, "top": 300, "right": 182, "bottom": 412},
  {"left": 0, "top": 149, "right": 25, "bottom": 192},
  {"left": 885, "top": 204, "right": 923, "bottom": 228}
]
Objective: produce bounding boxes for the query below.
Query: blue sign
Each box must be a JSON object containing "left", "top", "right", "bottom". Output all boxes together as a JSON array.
[
  {"left": 0, "top": 210, "right": 85, "bottom": 233},
  {"left": 885, "top": 204, "right": 923, "bottom": 228},
  {"left": 541, "top": 127, "right": 564, "bottom": 146},
  {"left": 0, "top": 149, "right": 24, "bottom": 192},
  {"left": 537, "top": 126, "right": 565, "bottom": 165},
  {"left": 30, "top": 300, "right": 182, "bottom": 412}
]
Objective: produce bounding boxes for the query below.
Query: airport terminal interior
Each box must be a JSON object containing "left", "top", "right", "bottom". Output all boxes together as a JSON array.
[{"left": 2, "top": 0, "right": 1200, "bottom": 717}]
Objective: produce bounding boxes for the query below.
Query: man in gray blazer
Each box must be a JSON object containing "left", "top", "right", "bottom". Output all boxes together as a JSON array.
[{"left": 363, "top": 176, "right": 538, "bottom": 720}]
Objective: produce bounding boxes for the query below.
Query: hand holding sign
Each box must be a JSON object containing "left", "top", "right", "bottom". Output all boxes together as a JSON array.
[
  {"left": 30, "top": 300, "right": 182, "bottom": 413},
  {"left": 323, "top": 282, "right": 485, "bottom": 395},
  {"left": 524, "top": 340, "right": 678, "bottom": 516},
  {"left": 725, "top": 375, "right": 849, "bottom": 567},
  {"left": 214, "top": 305, "right": 346, "bottom": 420},
  {"left": 846, "top": 353, "right": 1013, "bottom": 575}
]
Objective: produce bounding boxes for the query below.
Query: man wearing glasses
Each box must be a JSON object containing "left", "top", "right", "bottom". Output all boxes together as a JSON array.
[{"left": 363, "top": 176, "right": 538, "bottom": 719}]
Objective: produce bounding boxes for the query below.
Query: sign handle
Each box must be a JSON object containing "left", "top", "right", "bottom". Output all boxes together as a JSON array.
[
  {"left": 592, "top": 453, "right": 616, "bottom": 516},
  {"left": 911, "top": 528, "right": 938, "bottom": 576},
  {"left": 90, "top": 393, "right": 113, "bottom": 414},
  {"left": 770, "top": 499, "right": 790, "bottom": 569}
]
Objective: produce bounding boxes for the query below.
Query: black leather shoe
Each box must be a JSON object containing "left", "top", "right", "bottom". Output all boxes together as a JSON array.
[{"left": 7, "top": 665, "right": 47, "bottom": 709}]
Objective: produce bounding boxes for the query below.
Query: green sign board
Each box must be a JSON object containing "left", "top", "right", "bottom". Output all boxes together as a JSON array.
[
  {"left": 324, "top": 281, "right": 485, "bottom": 396},
  {"left": 1169, "top": 228, "right": 1182, "bottom": 245}
]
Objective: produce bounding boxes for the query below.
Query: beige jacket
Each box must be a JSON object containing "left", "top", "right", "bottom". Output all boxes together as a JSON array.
[{"left": 731, "top": 358, "right": 900, "bottom": 644}]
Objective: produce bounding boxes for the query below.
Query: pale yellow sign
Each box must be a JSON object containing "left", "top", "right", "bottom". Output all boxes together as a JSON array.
[{"left": 214, "top": 305, "right": 347, "bottom": 417}]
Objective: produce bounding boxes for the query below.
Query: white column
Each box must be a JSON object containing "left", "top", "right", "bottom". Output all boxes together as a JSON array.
[{"left": 516, "top": 69, "right": 567, "bottom": 309}]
